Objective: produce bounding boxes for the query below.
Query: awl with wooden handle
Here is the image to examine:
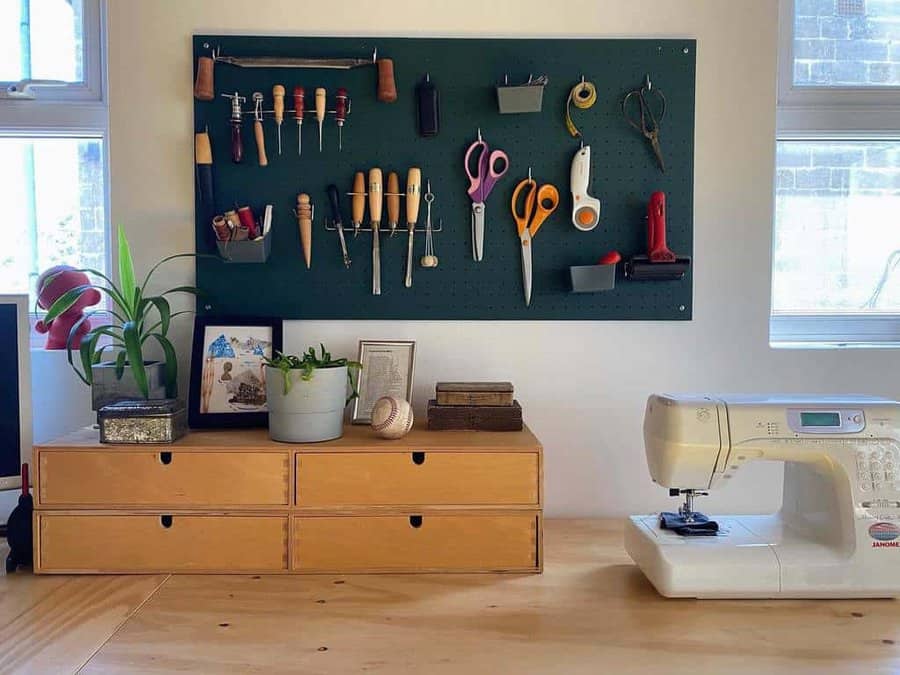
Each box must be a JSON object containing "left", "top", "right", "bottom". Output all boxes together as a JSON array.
[
  {"left": 386, "top": 172, "right": 400, "bottom": 238},
  {"left": 296, "top": 193, "right": 313, "bottom": 269},
  {"left": 315, "top": 87, "right": 326, "bottom": 152},
  {"left": 405, "top": 168, "right": 421, "bottom": 288},
  {"left": 335, "top": 87, "right": 348, "bottom": 151},
  {"left": 252, "top": 92, "right": 267, "bottom": 167},
  {"left": 272, "top": 84, "right": 285, "bottom": 155},
  {"left": 351, "top": 171, "right": 365, "bottom": 238},
  {"left": 369, "top": 168, "right": 383, "bottom": 295}
]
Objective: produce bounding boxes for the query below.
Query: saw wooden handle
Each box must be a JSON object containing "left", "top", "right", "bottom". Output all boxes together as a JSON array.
[
  {"left": 406, "top": 167, "right": 421, "bottom": 226},
  {"left": 194, "top": 56, "right": 214, "bottom": 100},
  {"left": 377, "top": 58, "right": 397, "bottom": 103},
  {"left": 254, "top": 120, "right": 267, "bottom": 166},
  {"left": 351, "top": 171, "right": 365, "bottom": 226},
  {"left": 297, "top": 193, "right": 313, "bottom": 269},
  {"left": 386, "top": 172, "right": 400, "bottom": 229}
]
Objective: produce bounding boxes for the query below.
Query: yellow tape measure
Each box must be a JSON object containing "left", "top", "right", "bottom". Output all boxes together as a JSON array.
[{"left": 565, "top": 79, "right": 597, "bottom": 138}]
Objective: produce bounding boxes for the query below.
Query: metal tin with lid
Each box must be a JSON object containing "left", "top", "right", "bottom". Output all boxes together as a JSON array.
[{"left": 98, "top": 399, "right": 187, "bottom": 444}]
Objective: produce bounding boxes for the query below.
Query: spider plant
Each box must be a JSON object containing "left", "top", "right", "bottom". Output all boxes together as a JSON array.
[{"left": 41, "top": 225, "right": 202, "bottom": 399}]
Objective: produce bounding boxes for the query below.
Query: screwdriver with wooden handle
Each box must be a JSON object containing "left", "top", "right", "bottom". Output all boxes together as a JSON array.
[
  {"left": 252, "top": 92, "right": 267, "bottom": 167},
  {"left": 369, "top": 168, "right": 383, "bottom": 295},
  {"left": 405, "top": 168, "right": 421, "bottom": 288},
  {"left": 272, "top": 84, "right": 285, "bottom": 155},
  {"left": 386, "top": 172, "right": 400, "bottom": 238},
  {"left": 292, "top": 86, "right": 305, "bottom": 156},
  {"left": 351, "top": 171, "right": 365, "bottom": 238},
  {"left": 296, "top": 193, "right": 313, "bottom": 269},
  {"left": 315, "top": 87, "right": 326, "bottom": 152},
  {"left": 335, "top": 87, "right": 348, "bottom": 151}
]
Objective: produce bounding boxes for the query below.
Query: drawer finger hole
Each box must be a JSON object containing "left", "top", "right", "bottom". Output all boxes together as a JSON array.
[
  {"left": 160, "top": 515, "right": 174, "bottom": 528},
  {"left": 409, "top": 515, "right": 423, "bottom": 528},
  {"left": 411, "top": 451, "right": 426, "bottom": 465},
  {"left": 159, "top": 452, "right": 173, "bottom": 465}
]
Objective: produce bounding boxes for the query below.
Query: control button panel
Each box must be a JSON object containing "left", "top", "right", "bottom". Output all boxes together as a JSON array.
[
  {"left": 856, "top": 442, "right": 900, "bottom": 493},
  {"left": 786, "top": 408, "right": 866, "bottom": 435}
]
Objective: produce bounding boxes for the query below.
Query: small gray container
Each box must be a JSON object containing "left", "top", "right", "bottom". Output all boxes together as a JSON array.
[
  {"left": 496, "top": 84, "right": 545, "bottom": 113},
  {"left": 216, "top": 232, "right": 271, "bottom": 263},
  {"left": 99, "top": 399, "right": 187, "bottom": 444},
  {"left": 569, "top": 264, "right": 617, "bottom": 293}
]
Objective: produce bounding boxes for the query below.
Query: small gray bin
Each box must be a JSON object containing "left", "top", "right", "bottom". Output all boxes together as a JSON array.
[
  {"left": 216, "top": 232, "right": 271, "bottom": 263},
  {"left": 496, "top": 85, "right": 545, "bottom": 113},
  {"left": 569, "top": 264, "right": 617, "bottom": 293}
]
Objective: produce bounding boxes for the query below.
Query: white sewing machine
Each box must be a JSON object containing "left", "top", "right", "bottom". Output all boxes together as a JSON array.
[{"left": 625, "top": 394, "right": 900, "bottom": 599}]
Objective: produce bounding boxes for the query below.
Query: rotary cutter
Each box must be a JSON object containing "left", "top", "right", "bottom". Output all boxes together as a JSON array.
[{"left": 570, "top": 145, "right": 601, "bottom": 231}]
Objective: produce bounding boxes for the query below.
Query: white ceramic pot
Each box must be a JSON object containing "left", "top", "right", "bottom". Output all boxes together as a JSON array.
[{"left": 265, "top": 365, "right": 348, "bottom": 443}]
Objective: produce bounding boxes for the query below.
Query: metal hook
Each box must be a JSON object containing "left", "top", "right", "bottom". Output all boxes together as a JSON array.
[
  {"left": 477, "top": 128, "right": 483, "bottom": 142},
  {"left": 372, "top": 47, "right": 378, "bottom": 63},
  {"left": 527, "top": 166, "right": 533, "bottom": 181},
  {"left": 644, "top": 73, "right": 652, "bottom": 91}
]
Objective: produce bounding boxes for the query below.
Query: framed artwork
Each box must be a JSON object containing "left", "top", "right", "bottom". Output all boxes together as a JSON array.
[
  {"left": 188, "top": 316, "right": 282, "bottom": 429},
  {"left": 351, "top": 340, "right": 416, "bottom": 424}
]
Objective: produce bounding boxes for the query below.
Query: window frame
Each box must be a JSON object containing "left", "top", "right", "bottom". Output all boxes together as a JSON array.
[{"left": 772, "top": 0, "right": 900, "bottom": 347}]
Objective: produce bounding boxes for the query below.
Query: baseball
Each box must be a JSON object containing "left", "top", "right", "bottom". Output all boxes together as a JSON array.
[{"left": 370, "top": 396, "right": 414, "bottom": 439}]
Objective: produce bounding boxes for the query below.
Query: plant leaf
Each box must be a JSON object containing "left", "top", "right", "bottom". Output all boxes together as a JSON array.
[
  {"left": 42, "top": 284, "right": 95, "bottom": 324},
  {"left": 148, "top": 333, "right": 178, "bottom": 398},
  {"left": 144, "top": 296, "right": 171, "bottom": 335},
  {"left": 117, "top": 226, "right": 138, "bottom": 316},
  {"left": 141, "top": 253, "right": 217, "bottom": 294},
  {"left": 122, "top": 320, "right": 149, "bottom": 398},
  {"left": 115, "top": 349, "right": 127, "bottom": 379},
  {"left": 79, "top": 331, "right": 101, "bottom": 387},
  {"left": 143, "top": 310, "right": 192, "bottom": 338}
]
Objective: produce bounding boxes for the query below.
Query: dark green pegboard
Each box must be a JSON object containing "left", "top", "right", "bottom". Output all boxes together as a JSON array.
[{"left": 193, "top": 35, "right": 695, "bottom": 320}]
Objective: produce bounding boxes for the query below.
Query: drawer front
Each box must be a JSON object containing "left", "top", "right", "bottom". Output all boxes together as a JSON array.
[
  {"left": 39, "top": 451, "right": 290, "bottom": 507},
  {"left": 37, "top": 514, "right": 288, "bottom": 572},
  {"left": 296, "top": 452, "right": 539, "bottom": 506},
  {"left": 292, "top": 513, "right": 539, "bottom": 572}
]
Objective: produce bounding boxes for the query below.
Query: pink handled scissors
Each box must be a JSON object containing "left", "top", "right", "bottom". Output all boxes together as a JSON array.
[{"left": 465, "top": 128, "right": 509, "bottom": 261}]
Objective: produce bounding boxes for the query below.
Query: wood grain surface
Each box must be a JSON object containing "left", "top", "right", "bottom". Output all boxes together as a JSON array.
[{"left": 4, "top": 521, "right": 900, "bottom": 674}]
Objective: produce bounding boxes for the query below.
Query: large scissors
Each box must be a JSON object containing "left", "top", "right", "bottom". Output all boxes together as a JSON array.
[
  {"left": 623, "top": 74, "right": 667, "bottom": 173},
  {"left": 511, "top": 169, "right": 559, "bottom": 307},
  {"left": 465, "top": 128, "right": 509, "bottom": 261}
]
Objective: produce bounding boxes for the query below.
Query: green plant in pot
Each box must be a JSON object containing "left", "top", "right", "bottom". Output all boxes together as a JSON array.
[
  {"left": 42, "top": 225, "right": 201, "bottom": 410},
  {"left": 263, "top": 345, "right": 362, "bottom": 443}
]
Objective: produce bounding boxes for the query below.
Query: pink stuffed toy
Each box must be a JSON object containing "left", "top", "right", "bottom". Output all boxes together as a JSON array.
[{"left": 35, "top": 265, "right": 102, "bottom": 350}]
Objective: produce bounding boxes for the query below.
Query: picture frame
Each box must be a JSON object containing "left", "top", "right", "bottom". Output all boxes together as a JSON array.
[
  {"left": 188, "top": 316, "right": 282, "bottom": 429},
  {"left": 351, "top": 340, "right": 416, "bottom": 424}
]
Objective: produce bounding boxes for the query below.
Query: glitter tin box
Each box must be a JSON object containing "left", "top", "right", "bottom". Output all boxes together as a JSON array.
[{"left": 98, "top": 399, "right": 188, "bottom": 444}]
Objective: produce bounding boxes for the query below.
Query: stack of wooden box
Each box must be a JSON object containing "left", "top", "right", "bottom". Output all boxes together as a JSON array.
[{"left": 427, "top": 382, "right": 523, "bottom": 431}]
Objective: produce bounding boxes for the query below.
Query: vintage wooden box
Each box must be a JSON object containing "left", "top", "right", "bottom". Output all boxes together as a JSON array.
[{"left": 32, "top": 425, "right": 542, "bottom": 574}]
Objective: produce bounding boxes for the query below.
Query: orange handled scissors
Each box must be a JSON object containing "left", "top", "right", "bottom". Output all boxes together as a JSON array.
[{"left": 511, "top": 169, "right": 559, "bottom": 307}]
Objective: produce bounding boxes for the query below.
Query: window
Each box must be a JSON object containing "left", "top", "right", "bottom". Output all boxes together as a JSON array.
[
  {"left": 773, "top": 0, "right": 900, "bottom": 346},
  {"left": 0, "top": 0, "right": 107, "bottom": 307}
]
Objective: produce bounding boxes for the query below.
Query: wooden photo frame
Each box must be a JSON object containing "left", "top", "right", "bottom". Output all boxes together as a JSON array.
[
  {"left": 351, "top": 340, "right": 416, "bottom": 424},
  {"left": 188, "top": 316, "right": 282, "bottom": 429}
]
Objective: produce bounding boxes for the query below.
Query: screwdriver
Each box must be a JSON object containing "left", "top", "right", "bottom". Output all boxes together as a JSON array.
[
  {"left": 405, "top": 168, "right": 421, "bottom": 288},
  {"left": 315, "top": 87, "right": 326, "bottom": 152},
  {"left": 272, "top": 84, "right": 285, "bottom": 155},
  {"left": 293, "top": 86, "right": 305, "bottom": 157},
  {"left": 335, "top": 87, "right": 348, "bottom": 151},
  {"left": 252, "top": 92, "right": 267, "bottom": 167}
]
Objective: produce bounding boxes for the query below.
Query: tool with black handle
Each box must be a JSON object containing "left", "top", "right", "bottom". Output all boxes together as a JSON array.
[{"left": 327, "top": 184, "right": 351, "bottom": 268}]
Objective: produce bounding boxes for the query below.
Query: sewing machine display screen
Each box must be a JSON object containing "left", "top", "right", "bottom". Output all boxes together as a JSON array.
[{"left": 800, "top": 412, "right": 841, "bottom": 427}]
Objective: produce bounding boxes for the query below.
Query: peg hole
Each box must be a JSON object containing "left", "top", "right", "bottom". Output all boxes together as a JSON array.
[
  {"left": 412, "top": 451, "right": 426, "bottom": 465},
  {"left": 409, "top": 515, "right": 423, "bottom": 528},
  {"left": 160, "top": 515, "right": 173, "bottom": 528},
  {"left": 159, "top": 452, "right": 172, "bottom": 465}
]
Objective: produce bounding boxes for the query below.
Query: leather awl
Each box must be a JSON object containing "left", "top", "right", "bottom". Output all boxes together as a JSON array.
[{"left": 625, "top": 191, "right": 690, "bottom": 281}]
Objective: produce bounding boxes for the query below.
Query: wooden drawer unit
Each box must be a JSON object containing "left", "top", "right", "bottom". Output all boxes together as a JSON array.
[
  {"left": 38, "top": 450, "right": 290, "bottom": 508},
  {"left": 296, "top": 452, "right": 539, "bottom": 507},
  {"left": 33, "top": 426, "right": 543, "bottom": 574},
  {"left": 292, "top": 512, "right": 540, "bottom": 573},
  {"left": 36, "top": 514, "right": 289, "bottom": 573}
]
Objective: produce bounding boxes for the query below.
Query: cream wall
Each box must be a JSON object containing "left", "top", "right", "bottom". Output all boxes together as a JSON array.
[{"left": 106, "top": 0, "right": 900, "bottom": 517}]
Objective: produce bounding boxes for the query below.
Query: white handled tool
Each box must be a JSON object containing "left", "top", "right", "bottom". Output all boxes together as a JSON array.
[{"left": 570, "top": 145, "right": 600, "bottom": 231}]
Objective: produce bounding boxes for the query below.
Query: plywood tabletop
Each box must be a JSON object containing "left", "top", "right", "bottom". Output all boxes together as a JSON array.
[
  {"left": 37, "top": 424, "right": 543, "bottom": 453},
  {"left": 3, "top": 521, "right": 900, "bottom": 674}
]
